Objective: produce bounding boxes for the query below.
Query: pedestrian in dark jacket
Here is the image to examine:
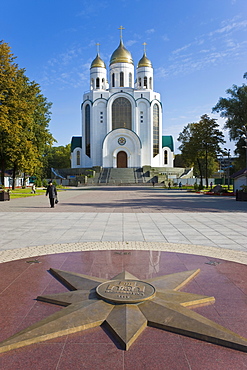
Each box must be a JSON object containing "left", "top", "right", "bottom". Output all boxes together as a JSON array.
[{"left": 46, "top": 181, "right": 57, "bottom": 208}]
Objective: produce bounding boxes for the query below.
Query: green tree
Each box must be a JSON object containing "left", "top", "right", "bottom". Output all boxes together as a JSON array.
[
  {"left": 0, "top": 41, "right": 19, "bottom": 185},
  {"left": 42, "top": 144, "right": 71, "bottom": 178},
  {"left": 0, "top": 41, "right": 55, "bottom": 188},
  {"left": 178, "top": 115, "right": 225, "bottom": 187},
  {"left": 174, "top": 154, "right": 187, "bottom": 168},
  {"left": 212, "top": 73, "right": 247, "bottom": 169}
]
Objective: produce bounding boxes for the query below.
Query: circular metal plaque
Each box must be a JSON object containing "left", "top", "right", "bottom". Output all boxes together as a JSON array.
[
  {"left": 118, "top": 137, "right": 126, "bottom": 146},
  {"left": 96, "top": 279, "right": 156, "bottom": 304}
]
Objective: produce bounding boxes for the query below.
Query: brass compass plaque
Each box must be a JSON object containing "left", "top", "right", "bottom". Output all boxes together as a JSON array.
[
  {"left": 0, "top": 268, "right": 247, "bottom": 353},
  {"left": 96, "top": 279, "right": 156, "bottom": 303}
]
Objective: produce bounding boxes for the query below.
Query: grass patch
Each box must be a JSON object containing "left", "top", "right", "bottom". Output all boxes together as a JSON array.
[
  {"left": 7, "top": 188, "right": 45, "bottom": 199},
  {"left": 6, "top": 187, "right": 66, "bottom": 199}
]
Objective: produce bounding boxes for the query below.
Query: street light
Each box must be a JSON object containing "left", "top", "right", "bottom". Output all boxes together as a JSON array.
[
  {"left": 240, "top": 125, "right": 247, "bottom": 186},
  {"left": 224, "top": 148, "right": 231, "bottom": 190}
]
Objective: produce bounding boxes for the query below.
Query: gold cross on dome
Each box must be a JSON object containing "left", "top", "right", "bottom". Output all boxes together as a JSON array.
[
  {"left": 96, "top": 43, "right": 100, "bottom": 53},
  {"left": 118, "top": 26, "right": 125, "bottom": 39},
  {"left": 143, "top": 42, "right": 147, "bottom": 53}
]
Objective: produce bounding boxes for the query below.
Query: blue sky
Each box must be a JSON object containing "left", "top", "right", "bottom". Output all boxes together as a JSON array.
[{"left": 1, "top": 0, "right": 247, "bottom": 154}]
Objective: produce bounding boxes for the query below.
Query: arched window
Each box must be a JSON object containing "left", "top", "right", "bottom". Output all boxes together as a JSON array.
[
  {"left": 112, "top": 73, "right": 115, "bottom": 87},
  {"left": 149, "top": 77, "right": 152, "bottom": 89},
  {"left": 96, "top": 77, "right": 100, "bottom": 88},
  {"left": 76, "top": 150, "right": 80, "bottom": 166},
  {"left": 129, "top": 73, "right": 132, "bottom": 87},
  {"left": 120, "top": 72, "right": 124, "bottom": 87},
  {"left": 91, "top": 78, "right": 94, "bottom": 90},
  {"left": 112, "top": 97, "right": 132, "bottom": 130},
  {"left": 102, "top": 78, "right": 105, "bottom": 89},
  {"left": 164, "top": 150, "right": 168, "bottom": 165},
  {"left": 153, "top": 104, "right": 159, "bottom": 157},
  {"left": 85, "top": 104, "right": 90, "bottom": 157},
  {"left": 144, "top": 76, "right": 147, "bottom": 88},
  {"left": 138, "top": 77, "right": 141, "bottom": 88}
]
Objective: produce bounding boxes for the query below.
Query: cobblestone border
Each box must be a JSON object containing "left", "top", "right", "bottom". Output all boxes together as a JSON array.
[{"left": 0, "top": 241, "right": 247, "bottom": 265}]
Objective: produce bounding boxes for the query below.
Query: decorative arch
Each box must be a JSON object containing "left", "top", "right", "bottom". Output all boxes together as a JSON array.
[{"left": 102, "top": 128, "right": 142, "bottom": 168}]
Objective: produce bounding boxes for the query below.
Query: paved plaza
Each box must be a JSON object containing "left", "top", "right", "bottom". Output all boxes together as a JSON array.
[
  {"left": 1, "top": 186, "right": 247, "bottom": 369},
  {"left": 0, "top": 187, "right": 247, "bottom": 264}
]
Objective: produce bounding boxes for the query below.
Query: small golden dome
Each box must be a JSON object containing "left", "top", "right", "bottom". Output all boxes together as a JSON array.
[
  {"left": 138, "top": 52, "right": 152, "bottom": 68},
  {"left": 110, "top": 39, "right": 134, "bottom": 65},
  {"left": 90, "top": 53, "right": 106, "bottom": 69}
]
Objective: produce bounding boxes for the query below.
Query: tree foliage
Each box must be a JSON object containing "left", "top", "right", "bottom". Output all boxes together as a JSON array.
[
  {"left": 42, "top": 144, "right": 71, "bottom": 178},
  {"left": 178, "top": 114, "right": 225, "bottom": 187},
  {"left": 0, "top": 41, "right": 55, "bottom": 188},
  {"left": 212, "top": 73, "right": 247, "bottom": 169}
]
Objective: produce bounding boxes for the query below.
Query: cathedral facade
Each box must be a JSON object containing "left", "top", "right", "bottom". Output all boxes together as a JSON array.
[{"left": 71, "top": 33, "right": 174, "bottom": 169}]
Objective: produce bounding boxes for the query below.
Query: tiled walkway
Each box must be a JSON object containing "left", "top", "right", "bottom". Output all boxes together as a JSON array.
[
  {"left": 0, "top": 187, "right": 246, "bottom": 264},
  {"left": 0, "top": 187, "right": 247, "bottom": 369}
]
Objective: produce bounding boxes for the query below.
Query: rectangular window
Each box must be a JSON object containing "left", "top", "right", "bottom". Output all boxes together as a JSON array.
[
  {"left": 85, "top": 104, "right": 90, "bottom": 157},
  {"left": 76, "top": 151, "right": 80, "bottom": 166},
  {"left": 120, "top": 72, "right": 124, "bottom": 87},
  {"left": 153, "top": 104, "right": 159, "bottom": 157},
  {"left": 129, "top": 73, "right": 132, "bottom": 87}
]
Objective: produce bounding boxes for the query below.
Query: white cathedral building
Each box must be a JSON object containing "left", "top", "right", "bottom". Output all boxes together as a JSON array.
[{"left": 71, "top": 33, "right": 174, "bottom": 170}]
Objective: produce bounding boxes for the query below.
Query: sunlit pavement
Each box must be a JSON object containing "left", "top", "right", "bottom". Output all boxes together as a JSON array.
[
  {"left": 1, "top": 187, "right": 247, "bottom": 369},
  {"left": 0, "top": 186, "right": 246, "bottom": 263}
]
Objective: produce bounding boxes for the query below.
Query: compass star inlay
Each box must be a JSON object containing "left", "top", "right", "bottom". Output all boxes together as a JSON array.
[{"left": 0, "top": 268, "right": 247, "bottom": 353}]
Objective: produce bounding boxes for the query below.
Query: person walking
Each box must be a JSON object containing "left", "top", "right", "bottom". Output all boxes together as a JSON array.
[{"left": 46, "top": 181, "right": 57, "bottom": 208}]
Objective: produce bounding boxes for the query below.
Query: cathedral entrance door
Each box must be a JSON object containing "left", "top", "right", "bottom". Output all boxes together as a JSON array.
[{"left": 117, "top": 151, "right": 127, "bottom": 168}]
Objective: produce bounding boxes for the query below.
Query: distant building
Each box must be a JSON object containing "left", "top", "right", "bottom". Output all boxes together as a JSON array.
[
  {"left": 231, "top": 168, "right": 247, "bottom": 191},
  {"left": 0, "top": 171, "right": 29, "bottom": 188},
  {"left": 71, "top": 31, "right": 174, "bottom": 169}
]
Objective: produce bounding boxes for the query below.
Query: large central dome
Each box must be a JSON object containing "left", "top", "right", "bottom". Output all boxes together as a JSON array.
[{"left": 110, "top": 39, "right": 134, "bottom": 65}]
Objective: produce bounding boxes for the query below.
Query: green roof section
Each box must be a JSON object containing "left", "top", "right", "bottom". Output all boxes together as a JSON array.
[
  {"left": 162, "top": 136, "right": 174, "bottom": 151},
  {"left": 71, "top": 137, "right": 82, "bottom": 152}
]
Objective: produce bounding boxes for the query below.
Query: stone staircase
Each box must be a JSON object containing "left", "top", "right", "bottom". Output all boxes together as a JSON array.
[{"left": 98, "top": 168, "right": 145, "bottom": 185}]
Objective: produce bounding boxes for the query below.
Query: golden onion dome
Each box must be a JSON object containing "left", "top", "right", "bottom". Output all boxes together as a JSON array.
[
  {"left": 90, "top": 53, "right": 106, "bottom": 69},
  {"left": 110, "top": 39, "right": 134, "bottom": 65},
  {"left": 137, "top": 52, "right": 152, "bottom": 68}
]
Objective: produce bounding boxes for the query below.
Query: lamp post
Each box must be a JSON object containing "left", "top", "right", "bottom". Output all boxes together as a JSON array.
[
  {"left": 241, "top": 125, "right": 247, "bottom": 186},
  {"left": 224, "top": 148, "right": 231, "bottom": 190},
  {"left": 217, "top": 154, "right": 225, "bottom": 185}
]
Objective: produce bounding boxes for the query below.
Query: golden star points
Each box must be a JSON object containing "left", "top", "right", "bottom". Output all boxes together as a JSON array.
[{"left": 0, "top": 268, "right": 247, "bottom": 353}]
